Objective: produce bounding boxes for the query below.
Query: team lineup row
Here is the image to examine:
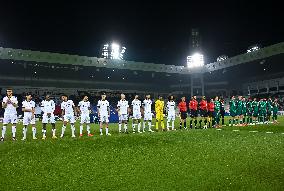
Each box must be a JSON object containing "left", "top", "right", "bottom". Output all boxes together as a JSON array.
[{"left": 0, "top": 88, "right": 280, "bottom": 141}]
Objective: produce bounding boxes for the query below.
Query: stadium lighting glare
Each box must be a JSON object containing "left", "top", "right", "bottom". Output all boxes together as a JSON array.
[
  {"left": 101, "top": 42, "right": 126, "bottom": 60},
  {"left": 187, "top": 53, "right": 204, "bottom": 68}
]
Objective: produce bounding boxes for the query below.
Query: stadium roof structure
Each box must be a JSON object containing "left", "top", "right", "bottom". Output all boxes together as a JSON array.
[{"left": 0, "top": 42, "right": 283, "bottom": 74}]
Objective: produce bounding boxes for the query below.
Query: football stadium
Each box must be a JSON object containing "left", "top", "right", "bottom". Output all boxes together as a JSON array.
[{"left": 0, "top": 2, "right": 283, "bottom": 191}]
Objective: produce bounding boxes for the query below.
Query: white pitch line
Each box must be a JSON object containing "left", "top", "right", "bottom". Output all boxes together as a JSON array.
[
  {"left": 282, "top": 133, "right": 284, "bottom": 135},
  {"left": 266, "top": 132, "right": 273, "bottom": 134},
  {"left": 232, "top": 130, "right": 240, "bottom": 132},
  {"left": 249, "top": 131, "right": 258, "bottom": 133}
]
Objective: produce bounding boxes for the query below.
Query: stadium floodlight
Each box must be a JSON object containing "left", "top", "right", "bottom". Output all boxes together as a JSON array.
[
  {"left": 187, "top": 53, "right": 204, "bottom": 68},
  {"left": 217, "top": 55, "right": 228, "bottom": 62},
  {"left": 101, "top": 42, "right": 126, "bottom": 60},
  {"left": 247, "top": 44, "right": 261, "bottom": 53}
]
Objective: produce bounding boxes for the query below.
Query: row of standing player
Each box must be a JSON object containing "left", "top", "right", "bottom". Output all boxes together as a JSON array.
[
  {"left": 1, "top": 88, "right": 280, "bottom": 141},
  {"left": 178, "top": 95, "right": 280, "bottom": 129},
  {"left": 0, "top": 89, "right": 178, "bottom": 141}
]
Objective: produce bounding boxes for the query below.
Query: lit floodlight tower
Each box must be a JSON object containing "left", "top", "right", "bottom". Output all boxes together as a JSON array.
[
  {"left": 101, "top": 42, "right": 126, "bottom": 60},
  {"left": 187, "top": 53, "right": 204, "bottom": 68},
  {"left": 217, "top": 55, "right": 228, "bottom": 62},
  {"left": 247, "top": 44, "right": 261, "bottom": 53}
]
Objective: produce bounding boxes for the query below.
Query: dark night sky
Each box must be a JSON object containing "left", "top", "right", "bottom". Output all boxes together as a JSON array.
[{"left": 0, "top": 1, "right": 282, "bottom": 65}]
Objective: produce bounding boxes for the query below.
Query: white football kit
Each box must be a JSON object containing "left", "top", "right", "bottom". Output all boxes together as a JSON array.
[
  {"left": 22, "top": 100, "right": 36, "bottom": 126},
  {"left": 61, "top": 100, "right": 75, "bottom": 123},
  {"left": 117, "top": 99, "right": 129, "bottom": 121},
  {"left": 78, "top": 101, "right": 91, "bottom": 124},
  {"left": 167, "top": 101, "right": 176, "bottom": 121},
  {"left": 132, "top": 99, "right": 142, "bottom": 119},
  {"left": 41, "top": 100, "right": 56, "bottom": 124},
  {"left": 143, "top": 99, "right": 153, "bottom": 121},
  {"left": 2, "top": 96, "right": 18, "bottom": 124},
  {"left": 97, "top": 100, "right": 109, "bottom": 123}
]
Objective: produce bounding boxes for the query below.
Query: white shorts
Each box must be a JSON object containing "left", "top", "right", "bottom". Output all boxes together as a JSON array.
[
  {"left": 42, "top": 113, "right": 55, "bottom": 124},
  {"left": 23, "top": 114, "right": 36, "bottom": 126},
  {"left": 3, "top": 113, "right": 18, "bottom": 124},
  {"left": 63, "top": 114, "right": 76, "bottom": 123},
  {"left": 133, "top": 112, "right": 142, "bottom": 120},
  {"left": 80, "top": 114, "right": 90, "bottom": 124},
  {"left": 100, "top": 115, "right": 109, "bottom": 123},
  {"left": 144, "top": 112, "right": 152, "bottom": 121},
  {"left": 167, "top": 113, "right": 176, "bottom": 121},
  {"left": 119, "top": 114, "right": 128, "bottom": 121}
]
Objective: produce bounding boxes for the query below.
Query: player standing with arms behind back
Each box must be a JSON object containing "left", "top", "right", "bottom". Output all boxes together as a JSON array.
[
  {"left": 21, "top": 93, "right": 37, "bottom": 140},
  {"left": 189, "top": 96, "right": 198, "bottom": 129},
  {"left": 78, "top": 95, "right": 93, "bottom": 137},
  {"left": 60, "top": 95, "right": 77, "bottom": 138},
  {"left": 131, "top": 95, "right": 142, "bottom": 133},
  {"left": 97, "top": 93, "right": 111, "bottom": 136},
  {"left": 166, "top": 95, "right": 176, "bottom": 131},
  {"left": 199, "top": 96, "right": 208, "bottom": 129},
  {"left": 41, "top": 95, "right": 56, "bottom": 139},
  {"left": 142, "top": 94, "right": 154, "bottom": 132},
  {"left": 155, "top": 95, "right": 165, "bottom": 131},
  {"left": 1, "top": 88, "right": 18, "bottom": 141},
  {"left": 117, "top": 94, "right": 129, "bottom": 133},
  {"left": 178, "top": 96, "right": 187, "bottom": 130}
]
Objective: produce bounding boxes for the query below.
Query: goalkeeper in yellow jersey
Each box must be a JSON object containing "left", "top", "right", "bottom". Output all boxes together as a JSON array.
[{"left": 155, "top": 95, "right": 165, "bottom": 130}]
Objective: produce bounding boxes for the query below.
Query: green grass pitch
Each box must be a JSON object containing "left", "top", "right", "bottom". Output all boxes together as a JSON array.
[{"left": 0, "top": 117, "right": 283, "bottom": 191}]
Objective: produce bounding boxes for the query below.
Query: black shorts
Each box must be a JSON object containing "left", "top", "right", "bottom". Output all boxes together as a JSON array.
[
  {"left": 199, "top": 109, "right": 207, "bottom": 117},
  {"left": 180, "top": 111, "right": 187, "bottom": 119},
  {"left": 208, "top": 111, "right": 214, "bottom": 118},
  {"left": 190, "top": 110, "right": 198, "bottom": 118}
]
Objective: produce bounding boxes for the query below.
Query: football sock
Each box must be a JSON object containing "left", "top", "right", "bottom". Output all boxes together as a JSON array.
[
  {"left": 12, "top": 126, "right": 16, "bottom": 137},
  {"left": 1, "top": 126, "right": 6, "bottom": 138}
]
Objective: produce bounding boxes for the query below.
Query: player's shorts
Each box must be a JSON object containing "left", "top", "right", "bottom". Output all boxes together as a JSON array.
[
  {"left": 3, "top": 113, "right": 18, "bottom": 124},
  {"left": 180, "top": 111, "right": 187, "bottom": 119},
  {"left": 23, "top": 114, "right": 36, "bottom": 126},
  {"left": 167, "top": 113, "right": 175, "bottom": 121},
  {"left": 258, "top": 111, "right": 265, "bottom": 116},
  {"left": 246, "top": 110, "right": 252, "bottom": 116},
  {"left": 214, "top": 111, "right": 220, "bottom": 118},
  {"left": 42, "top": 113, "right": 55, "bottom": 124},
  {"left": 267, "top": 110, "right": 272, "bottom": 116},
  {"left": 133, "top": 112, "right": 142, "bottom": 120},
  {"left": 63, "top": 114, "right": 76, "bottom": 123},
  {"left": 156, "top": 112, "right": 164, "bottom": 120},
  {"left": 199, "top": 109, "right": 207, "bottom": 117},
  {"left": 236, "top": 109, "right": 242, "bottom": 116},
  {"left": 272, "top": 111, "right": 278, "bottom": 116},
  {"left": 190, "top": 110, "right": 198, "bottom": 118},
  {"left": 207, "top": 111, "right": 214, "bottom": 118},
  {"left": 144, "top": 112, "right": 152, "bottom": 121},
  {"left": 80, "top": 114, "right": 90, "bottom": 124},
  {"left": 230, "top": 111, "right": 236, "bottom": 117},
  {"left": 119, "top": 114, "right": 128, "bottom": 121},
  {"left": 100, "top": 115, "right": 109, "bottom": 123},
  {"left": 253, "top": 111, "right": 258, "bottom": 117}
]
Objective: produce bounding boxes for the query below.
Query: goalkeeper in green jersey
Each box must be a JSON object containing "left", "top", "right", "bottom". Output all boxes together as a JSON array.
[
  {"left": 272, "top": 98, "right": 279, "bottom": 123},
  {"left": 258, "top": 98, "right": 267, "bottom": 124},
  {"left": 266, "top": 97, "right": 273, "bottom": 124},
  {"left": 229, "top": 96, "right": 237, "bottom": 126},
  {"left": 236, "top": 96, "right": 243, "bottom": 125},
  {"left": 214, "top": 96, "right": 221, "bottom": 128},
  {"left": 246, "top": 98, "right": 253, "bottom": 125},
  {"left": 252, "top": 98, "right": 259, "bottom": 125}
]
